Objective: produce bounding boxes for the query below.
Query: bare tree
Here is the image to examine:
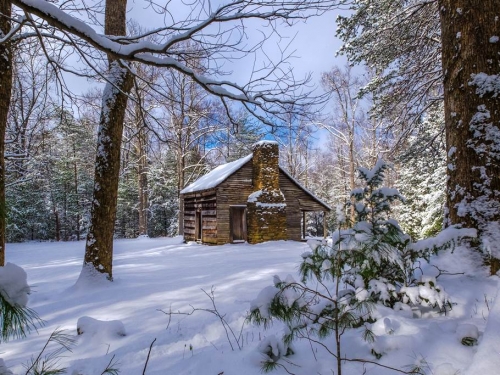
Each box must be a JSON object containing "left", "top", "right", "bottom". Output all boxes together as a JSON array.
[
  {"left": 0, "top": 0, "right": 12, "bottom": 266},
  {"left": 139, "top": 57, "right": 216, "bottom": 234},
  {"left": 321, "top": 65, "right": 374, "bottom": 220},
  {"left": 81, "top": 0, "right": 134, "bottom": 279},
  {"left": 4, "top": 0, "right": 340, "bottom": 279},
  {"left": 1, "top": 16, "right": 55, "bottom": 257},
  {"left": 121, "top": 64, "right": 158, "bottom": 238},
  {"left": 275, "top": 105, "right": 317, "bottom": 187},
  {"left": 133, "top": 103, "right": 150, "bottom": 237},
  {"left": 159, "top": 67, "right": 212, "bottom": 194}
]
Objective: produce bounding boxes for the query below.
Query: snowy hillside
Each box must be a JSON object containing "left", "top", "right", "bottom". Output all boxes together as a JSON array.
[{"left": 2, "top": 237, "right": 499, "bottom": 375}]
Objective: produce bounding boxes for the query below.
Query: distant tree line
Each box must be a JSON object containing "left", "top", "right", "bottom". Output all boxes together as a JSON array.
[{"left": 1, "top": 0, "right": 497, "bottom": 278}]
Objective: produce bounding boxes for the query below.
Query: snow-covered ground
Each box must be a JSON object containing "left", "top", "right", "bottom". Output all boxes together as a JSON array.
[{"left": 1, "top": 237, "right": 499, "bottom": 374}]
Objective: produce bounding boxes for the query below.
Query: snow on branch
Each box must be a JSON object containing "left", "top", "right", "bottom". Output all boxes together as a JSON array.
[
  {"left": 411, "top": 226, "right": 477, "bottom": 254},
  {"left": 11, "top": 0, "right": 339, "bottom": 117}
]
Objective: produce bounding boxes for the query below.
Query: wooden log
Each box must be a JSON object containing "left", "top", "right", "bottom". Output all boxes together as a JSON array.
[
  {"left": 202, "top": 210, "right": 217, "bottom": 216},
  {"left": 202, "top": 225, "right": 217, "bottom": 230}
]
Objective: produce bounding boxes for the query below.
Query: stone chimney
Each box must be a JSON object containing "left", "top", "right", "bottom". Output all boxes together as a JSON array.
[{"left": 246, "top": 141, "right": 287, "bottom": 243}]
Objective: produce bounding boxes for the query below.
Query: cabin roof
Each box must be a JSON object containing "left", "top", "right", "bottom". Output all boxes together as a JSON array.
[
  {"left": 180, "top": 153, "right": 331, "bottom": 211},
  {"left": 180, "top": 154, "right": 253, "bottom": 194}
]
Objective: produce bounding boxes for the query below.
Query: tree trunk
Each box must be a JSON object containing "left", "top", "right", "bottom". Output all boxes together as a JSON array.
[
  {"left": 439, "top": 0, "right": 500, "bottom": 273},
  {"left": 349, "top": 138, "right": 356, "bottom": 222},
  {"left": 83, "top": 0, "right": 133, "bottom": 279},
  {"left": 0, "top": 0, "right": 12, "bottom": 266},
  {"left": 53, "top": 208, "right": 60, "bottom": 242},
  {"left": 177, "top": 143, "right": 185, "bottom": 235},
  {"left": 73, "top": 145, "right": 80, "bottom": 241},
  {"left": 137, "top": 123, "right": 148, "bottom": 236}
]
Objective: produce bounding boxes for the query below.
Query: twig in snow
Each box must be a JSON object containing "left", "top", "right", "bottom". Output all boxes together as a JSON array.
[
  {"left": 142, "top": 338, "right": 156, "bottom": 375},
  {"left": 158, "top": 286, "right": 245, "bottom": 351}
]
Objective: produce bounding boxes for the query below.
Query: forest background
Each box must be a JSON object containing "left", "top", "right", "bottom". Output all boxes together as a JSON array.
[{"left": 1, "top": 0, "right": 496, "bottom": 279}]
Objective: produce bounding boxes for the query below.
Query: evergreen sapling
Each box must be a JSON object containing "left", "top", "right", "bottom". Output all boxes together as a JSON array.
[{"left": 249, "top": 159, "right": 475, "bottom": 374}]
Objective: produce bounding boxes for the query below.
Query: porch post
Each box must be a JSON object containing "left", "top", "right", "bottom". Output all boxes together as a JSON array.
[
  {"left": 323, "top": 211, "right": 327, "bottom": 238},
  {"left": 302, "top": 211, "right": 306, "bottom": 239}
]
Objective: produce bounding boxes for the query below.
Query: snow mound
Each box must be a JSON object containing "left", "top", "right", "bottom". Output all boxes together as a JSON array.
[
  {"left": 0, "top": 263, "right": 30, "bottom": 307},
  {"left": 465, "top": 286, "right": 500, "bottom": 374},
  {"left": 72, "top": 263, "right": 113, "bottom": 291},
  {"left": 434, "top": 363, "right": 459, "bottom": 375},
  {"left": 250, "top": 285, "right": 278, "bottom": 319},
  {"left": 77, "top": 316, "right": 126, "bottom": 337},
  {"left": 0, "top": 358, "right": 13, "bottom": 375}
]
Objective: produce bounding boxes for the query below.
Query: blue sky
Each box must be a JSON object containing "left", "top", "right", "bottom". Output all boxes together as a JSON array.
[{"left": 64, "top": 2, "right": 347, "bottom": 97}]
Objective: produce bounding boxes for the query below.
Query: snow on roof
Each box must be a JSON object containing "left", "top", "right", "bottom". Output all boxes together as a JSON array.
[{"left": 180, "top": 154, "right": 253, "bottom": 194}]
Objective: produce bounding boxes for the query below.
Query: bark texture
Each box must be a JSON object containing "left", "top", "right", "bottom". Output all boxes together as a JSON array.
[
  {"left": 439, "top": 0, "right": 500, "bottom": 273},
  {"left": 84, "top": 0, "right": 133, "bottom": 279},
  {"left": 0, "top": 0, "right": 12, "bottom": 266}
]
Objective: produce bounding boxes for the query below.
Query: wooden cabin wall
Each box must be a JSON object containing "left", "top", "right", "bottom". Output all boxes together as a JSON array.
[
  {"left": 183, "top": 162, "right": 329, "bottom": 244},
  {"left": 279, "top": 170, "right": 328, "bottom": 241},
  {"left": 182, "top": 197, "right": 196, "bottom": 242},
  {"left": 182, "top": 190, "right": 217, "bottom": 243},
  {"left": 216, "top": 161, "right": 254, "bottom": 244}
]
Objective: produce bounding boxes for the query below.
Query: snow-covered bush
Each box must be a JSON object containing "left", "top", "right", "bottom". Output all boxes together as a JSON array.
[
  {"left": 249, "top": 159, "right": 475, "bottom": 374},
  {"left": 307, "top": 160, "right": 468, "bottom": 310},
  {"left": 0, "top": 263, "right": 40, "bottom": 342},
  {"left": 0, "top": 265, "right": 103, "bottom": 375}
]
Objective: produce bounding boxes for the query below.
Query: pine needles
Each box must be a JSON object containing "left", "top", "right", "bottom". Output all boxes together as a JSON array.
[
  {"left": 23, "top": 329, "right": 76, "bottom": 375},
  {"left": 0, "top": 292, "right": 42, "bottom": 342}
]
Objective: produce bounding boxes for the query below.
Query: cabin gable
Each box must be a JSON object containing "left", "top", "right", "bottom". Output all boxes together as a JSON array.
[{"left": 279, "top": 170, "right": 329, "bottom": 241}]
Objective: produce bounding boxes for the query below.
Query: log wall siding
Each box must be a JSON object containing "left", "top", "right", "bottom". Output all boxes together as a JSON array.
[
  {"left": 182, "top": 190, "right": 217, "bottom": 243},
  {"left": 216, "top": 161, "right": 254, "bottom": 244}
]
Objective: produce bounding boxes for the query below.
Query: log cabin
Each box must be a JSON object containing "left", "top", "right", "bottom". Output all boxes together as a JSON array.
[{"left": 180, "top": 141, "right": 331, "bottom": 244}]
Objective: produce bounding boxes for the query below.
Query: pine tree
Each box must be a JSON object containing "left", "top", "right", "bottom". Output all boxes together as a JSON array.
[
  {"left": 148, "top": 149, "right": 180, "bottom": 237},
  {"left": 250, "top": 159, "right": 473, "bottom": 373},
  {"left": 6, "top": 108, "right": 96, "bottom": 242},
  {"left": 336, "top": 0, "right": 442, "bottom": 133},
  {"left": 337, "top": 0, "right": 500, "bottom": 274},
  {"left": 397, "top": 105, "right": 446, "bottom": 240}
]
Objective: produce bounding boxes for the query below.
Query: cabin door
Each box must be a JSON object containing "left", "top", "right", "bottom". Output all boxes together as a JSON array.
[
  {"left": 230, "top": 206, "right": 247, "bottom": 243},
  {"left": 195, "top": 211, "right": 202, "bottom": 241}
]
